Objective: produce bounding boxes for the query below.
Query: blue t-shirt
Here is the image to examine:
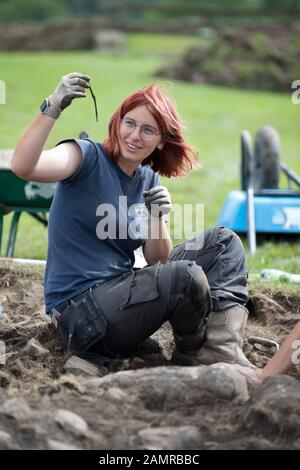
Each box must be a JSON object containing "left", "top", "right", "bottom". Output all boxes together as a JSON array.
[{"left": 44, "top": 139, "right": 160, "bottom": 313}]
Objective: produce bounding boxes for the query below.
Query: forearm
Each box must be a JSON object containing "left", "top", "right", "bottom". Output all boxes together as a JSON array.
[
  {"left": 143, "top": 217, "right": 172, "bottom": 264},
  {"left": 12, "top": 113, "right": 56, "bottom": 178},
  {"left": 261, "top": 321, "right": 300, "bottom": 378}
]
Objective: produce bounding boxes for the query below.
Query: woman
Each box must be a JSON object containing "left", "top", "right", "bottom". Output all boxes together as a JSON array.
[{"left": 12, "top": 72, "right": 253, "bottom": 367}]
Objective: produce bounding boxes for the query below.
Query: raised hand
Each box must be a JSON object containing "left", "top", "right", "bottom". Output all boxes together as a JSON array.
[{"left": 49, "top": 72, "right": 91, "bottom": 112}]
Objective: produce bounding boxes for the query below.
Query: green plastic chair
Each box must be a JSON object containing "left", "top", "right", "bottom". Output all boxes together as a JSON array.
[{"left": 0, "top": 150, "right": 56, "bottom": 257}]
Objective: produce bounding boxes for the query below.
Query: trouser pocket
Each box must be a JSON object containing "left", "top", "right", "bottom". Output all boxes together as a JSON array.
[
  {"left": 55, "top": 288, "right": 108, "bottom": 354},
  {"left": 120, "top": 263, "right": 161, "bottom": 310}
]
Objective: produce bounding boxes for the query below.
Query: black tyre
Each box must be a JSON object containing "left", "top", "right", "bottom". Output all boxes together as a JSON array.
[{"left": 253, "top": 126, "right": 280, "bottom": 191}]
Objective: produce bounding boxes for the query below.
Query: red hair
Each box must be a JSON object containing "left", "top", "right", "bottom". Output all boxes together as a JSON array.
[{"left": 103, "top": 84, "right": 198, "bottom": 178}]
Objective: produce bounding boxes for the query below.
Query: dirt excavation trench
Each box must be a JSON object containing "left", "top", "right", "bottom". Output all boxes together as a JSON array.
[{"left": 0, "top": 265, "right": 299, "bottom": 450}]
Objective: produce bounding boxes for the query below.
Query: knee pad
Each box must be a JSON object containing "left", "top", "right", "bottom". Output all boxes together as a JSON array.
[
  {"left": 171, "top": 260, "right": 210, "bottom": 312},
  {"left": 186, "top": 262, "right": 211, "bottom": 312}
]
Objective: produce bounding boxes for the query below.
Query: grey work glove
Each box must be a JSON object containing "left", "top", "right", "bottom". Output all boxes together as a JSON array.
[
  {"left": 49, "top": 72, "right": 91, "bottom": 112},
  {"left": 143, "top": 185, "right": 172, "bottom": 218}
]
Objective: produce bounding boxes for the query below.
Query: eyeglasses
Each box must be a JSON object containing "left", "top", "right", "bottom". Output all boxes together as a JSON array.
[{"left": 121, "top": 117, "right": 161, "bottom": 141}]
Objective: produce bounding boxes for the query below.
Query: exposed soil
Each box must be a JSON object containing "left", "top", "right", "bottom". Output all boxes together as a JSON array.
[
  {"left": 0, "top": 264, "right": 299, "bottom": 450},
  {"left": 156, "top": 24, "right": 300, "bottom": 93}
]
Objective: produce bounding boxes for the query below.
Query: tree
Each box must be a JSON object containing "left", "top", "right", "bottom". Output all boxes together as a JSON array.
[{"left": 0, "top": 0, "right": 68, "bottom": 23}]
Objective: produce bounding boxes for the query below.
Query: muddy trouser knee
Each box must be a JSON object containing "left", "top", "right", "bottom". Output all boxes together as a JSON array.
[
  {"left": 88, "top": 260, "right": 211, "bottom": 358},
  {"left": 159, "top": 260, "right": 212, "bottom": 336}
]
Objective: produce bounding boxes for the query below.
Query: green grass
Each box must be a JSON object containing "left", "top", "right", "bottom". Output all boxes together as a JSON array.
[
  {"left": 126, "top": 33, "right": 206, "bottom": 57},
  {"left": 0, "top": 33, "right": 299, "bottom": 273}
]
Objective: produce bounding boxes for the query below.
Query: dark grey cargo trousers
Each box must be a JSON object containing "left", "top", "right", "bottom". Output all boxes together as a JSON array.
[{"left": 86, "top": 227, "right": 248, "bottom": 358}]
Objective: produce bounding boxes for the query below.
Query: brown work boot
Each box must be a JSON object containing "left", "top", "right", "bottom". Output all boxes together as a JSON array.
[{"left": 172, "top": 305, "right": 255, "bottom": 368}]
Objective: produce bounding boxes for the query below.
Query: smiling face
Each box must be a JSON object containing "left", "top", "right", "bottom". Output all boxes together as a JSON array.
[{"left": 117, "top": 105, "right": 163, "bottom": 176}]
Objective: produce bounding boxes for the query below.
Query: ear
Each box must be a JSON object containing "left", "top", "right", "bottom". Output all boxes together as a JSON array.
[{"left": 157, "top": 143, "right": 164, "bottom": 151}]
